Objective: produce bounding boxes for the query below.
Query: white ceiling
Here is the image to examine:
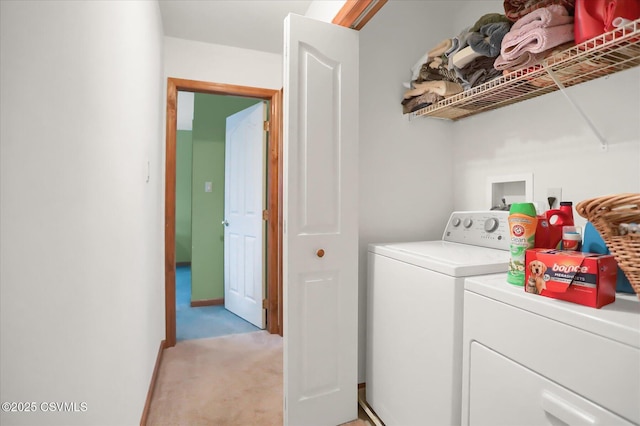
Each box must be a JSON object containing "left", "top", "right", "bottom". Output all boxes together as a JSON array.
[{"left": 158, "top": 0, "right": 314, "bottom": 54}]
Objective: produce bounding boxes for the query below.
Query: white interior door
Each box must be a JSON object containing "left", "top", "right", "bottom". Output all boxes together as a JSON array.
[
  {"left": 283, "top": 13, "right": 359, "bottom": 426},
  {"left": 224, "top": 101, "right": 266, "bottom": 329}
]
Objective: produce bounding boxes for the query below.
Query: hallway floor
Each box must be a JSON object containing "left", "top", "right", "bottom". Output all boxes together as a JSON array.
[
  {"left": 147, "top": 331, "right": 373, "bottom": 426},
  {"left": 149, "top": 266, "right": 376, "bottom": 425},
  {"left": 176, "top": 265, "right": 259, "bottom": 341}
]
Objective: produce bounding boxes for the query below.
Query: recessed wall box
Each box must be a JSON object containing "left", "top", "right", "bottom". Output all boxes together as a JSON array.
[{"left": 487, "top": 173, "right": 533, "bottom": 209}]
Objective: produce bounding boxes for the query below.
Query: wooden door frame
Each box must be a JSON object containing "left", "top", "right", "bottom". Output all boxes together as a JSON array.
[
  {"left": 165, "top": 78, "right": 282, "bottom": 347},
  {"left": 332, "top": 0, "right": 387, "bottom": 30}
]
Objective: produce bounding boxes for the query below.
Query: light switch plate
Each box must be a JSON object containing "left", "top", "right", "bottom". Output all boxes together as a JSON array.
[{"left": 205, "top": 181, "right": 213, "bottom": 193}]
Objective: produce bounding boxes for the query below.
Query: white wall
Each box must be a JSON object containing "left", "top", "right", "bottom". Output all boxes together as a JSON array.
[
  {"left": 453, "top": 69, "right": 640, "bottom": 216},
  {"left": 450, "top": 0, "right": 503, "bottom": 35},
  {"left": 0, "top": 1, "right": 165, "bottom": 425},
  {"left": 305, "top": 0, "right": 346, "bottom": 23},
  {"left": 177, "top": 91, "right": 195, "bottom": 131},
  {"left": 358, "top": 1, "right": 459, "bottom": 382},
  {"left": 164, "top": 36, "right": 282, "bottom": 88}
]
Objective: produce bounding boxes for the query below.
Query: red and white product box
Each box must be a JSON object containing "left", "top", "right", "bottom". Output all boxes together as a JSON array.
[{"left": 524, "top": 248, "right": 617, "bottom": 308}]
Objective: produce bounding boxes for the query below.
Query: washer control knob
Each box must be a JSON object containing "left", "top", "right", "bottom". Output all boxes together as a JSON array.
[
  {"left": 484, "top": 218, "right": 499, "bottom": 233},
  {"left": 452, "top": 218, "right": 461, "bottom": 227},
  {"left": 463, "top": 218, "right": 473, "bottom": 228}
]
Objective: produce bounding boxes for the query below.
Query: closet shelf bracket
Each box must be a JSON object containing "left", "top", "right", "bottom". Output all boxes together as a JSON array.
[{"left": 542, "top": 64, "right": 608, "bottom": 152}]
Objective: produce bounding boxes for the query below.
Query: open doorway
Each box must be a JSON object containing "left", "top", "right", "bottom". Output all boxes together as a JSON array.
[
  {"left": 175, "top": 92, "right": 267, "bottom": 341},
  {"left": 165, "top": 78, "right": 282, "bottom": 348}
]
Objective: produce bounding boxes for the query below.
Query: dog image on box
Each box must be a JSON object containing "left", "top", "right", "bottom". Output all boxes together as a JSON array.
[{"left": 526, "top": 260, "right": 547, "bottom": 294}]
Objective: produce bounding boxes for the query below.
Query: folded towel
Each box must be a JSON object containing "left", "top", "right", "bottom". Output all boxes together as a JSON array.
[
  {"left": 401, "top": 92, "right": 443, "bottom": 114},
  {"left": 510, "top": 4, "right": 573, "bottom": 32},
  {"left": 503, "top": 0, "right": 576, "bottom": 22},
  {"left": 428, "top": 39, "right": 453, "bottom": 58},
  {"left": 405, "top": 80, "right": 464, "bottom": 98},
  {"left": 429, "top": 56, "right": 444, "bottom": 69},
  {"left": 502, "top": 8, "right": 573, "bottom": 58},
  {"left": 501, "top": 23, "right": 574, "bottom": 60},
  {"left": 414, "top": 62, "right": 443, "bottom": 83},
  {"left": 452, "top": 45, "right": 484, "bottom": 69},
  {"left": 494, "top": 51, "right": 546, "bottom": 71},
  {"left": 410, "top": 39, "right": 454, "bottom": 83},
  {"left": 460, "top": 56, "right": 503, "bottom": 87},
  {"left": 468, "top": 22, "right": 513, "bottom": 57},
  {"left": 494, "top": 40, "right": 574, "bottom": 71},
  {"left": 415, "top": 57, "right": 462, "bottom": 84}
]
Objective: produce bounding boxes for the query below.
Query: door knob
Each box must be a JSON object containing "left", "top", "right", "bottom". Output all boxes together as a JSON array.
[
  {"left": 222, "top": 220, "right": 229, "bottom": 227},
  {"left": 316, "top": 249, "right": 325, "bottom": 258}
]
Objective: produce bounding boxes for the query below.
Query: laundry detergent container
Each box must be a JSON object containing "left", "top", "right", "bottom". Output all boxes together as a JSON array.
[{"left": 574, "top": 0, "right": 640, "bottom": 44}]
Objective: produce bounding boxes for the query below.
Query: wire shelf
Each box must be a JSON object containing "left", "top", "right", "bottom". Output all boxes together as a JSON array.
[{"left": 408, "top": 19, "right": 640, "bottom": 121}]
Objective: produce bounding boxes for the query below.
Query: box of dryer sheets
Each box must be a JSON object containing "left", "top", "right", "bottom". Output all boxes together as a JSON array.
[{"left": 524, "top": 249, "right": 617, "bottom": 308}]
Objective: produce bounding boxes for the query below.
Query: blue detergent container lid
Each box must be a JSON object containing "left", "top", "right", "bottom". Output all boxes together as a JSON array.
[{"left": 583, "top": 222, "right": 634, "bottom": 294}]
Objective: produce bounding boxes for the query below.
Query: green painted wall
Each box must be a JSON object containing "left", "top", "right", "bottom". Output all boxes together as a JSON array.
[
  {"left": 190, "top": 94, "right": 261, "bottom": 302},
  {"left": 175, "top": 130, "right": 193, "bottom": 263}
]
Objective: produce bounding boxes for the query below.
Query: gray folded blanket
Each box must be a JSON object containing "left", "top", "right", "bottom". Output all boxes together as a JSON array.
[{"left": 468, "top": 22, "right": 513, "bottom": 58}]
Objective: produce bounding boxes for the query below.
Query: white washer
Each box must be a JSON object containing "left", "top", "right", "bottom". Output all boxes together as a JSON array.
[
  {"left": 463, "top": 273, "right": 640, "bottom": 425},
  {"left": 366, "top": 211, "right": 511, "bottom": 426}
]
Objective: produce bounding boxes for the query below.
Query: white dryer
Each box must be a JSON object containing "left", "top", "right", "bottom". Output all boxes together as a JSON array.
[
  {"left": 366, "top": 211, "right": 510, "bottom": 426},
  {"left": 462, "top": 273, "right": 640, "bottom": 425}
]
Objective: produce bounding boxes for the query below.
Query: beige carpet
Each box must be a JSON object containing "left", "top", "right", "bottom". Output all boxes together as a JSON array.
[{"left": 147, "top": 331, "right": 370, "bottom": 426}]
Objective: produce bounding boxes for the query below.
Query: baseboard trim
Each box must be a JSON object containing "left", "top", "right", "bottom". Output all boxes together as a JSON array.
[
  {"left": 140, "top": 339, "right": 166, "bottom": 426},
  {"left": 191, "top": 298, "right": 224, "bottom": 307},
  {"left": 358, "top": 383, "right": 384, "bottom": 426}
]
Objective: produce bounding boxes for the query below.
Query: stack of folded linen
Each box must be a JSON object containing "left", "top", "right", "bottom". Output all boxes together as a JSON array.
[
  {"left": 402, "top": 13, "right": 515, "bottom": 113},
  {"left": 402, "top": 38, "right": 465, "bottom": 113},
  {"left": 414, "top": 39, "right": 462, "bottom": 85},
  {"left": 402, "top": 68, "right": 465, "bottom": 113},
  {"left": 449, "top": 13, "right": 512, "bottom": 89},
  {"left": 495, "top": 4, "right": 575, "bottom": 72}
]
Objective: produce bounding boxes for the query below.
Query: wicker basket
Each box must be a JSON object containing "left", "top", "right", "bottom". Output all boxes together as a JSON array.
[{"left": 576, "top": 193, "right": 640, "bottom": 298}]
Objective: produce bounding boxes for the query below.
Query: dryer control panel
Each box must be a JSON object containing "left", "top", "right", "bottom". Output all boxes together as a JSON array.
[{"left": 443, "top": 211, "right": 510, "bottom": 250}]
